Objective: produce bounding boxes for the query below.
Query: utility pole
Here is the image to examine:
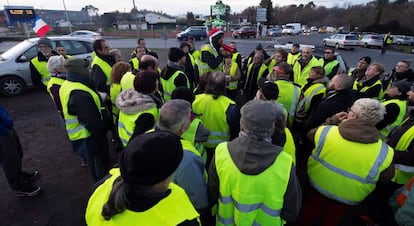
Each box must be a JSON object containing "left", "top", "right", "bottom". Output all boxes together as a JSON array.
[
  {"left": 132, "top": 0, "right": 140, "bottom": 38},
  {"left": 62, "top": 0, "right": 72, "bottom": 33}
]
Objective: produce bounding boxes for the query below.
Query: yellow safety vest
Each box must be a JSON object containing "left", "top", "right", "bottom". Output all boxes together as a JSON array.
[
  {"left": 392, "top": 118, "right": 414, "bottom": 184},
  {"left": 299, "top": 83, "right": 326, "bottom": 114},
  {"left": 47, "top": 76, "right": 65, "bottom": 97},
  {"left": 59, "top": 81, "right": 104, "bottom": 141},
  {"left": 31, "top": 57, "right": 51, "bottom": 86},
  {"left": 292, "top": 56, "right": 321, "bottom": 87},
  {"left": 284, "top": 127, "right": 296, "bottom": 165},
  {"left": 224, "top": 63, "right": 239, "bottom": 90},
  {"left": 160, "top": 70, "right": 190, "bottom": 102},
  {"left": 244, "top": 63, "right": 268, "bottom": 89},
  {"left": 380, "top": 99, "right": 407, "bottom": 140},
  {"left": 308, "top": 125, "right": 394, "bottom": 205},
  {"left": 109, "top": 83, "right": 121, "bottom": 123},
  {"left": 91, "top": 56, "right": 112, "bottom": 84},
  {"left": 129, "top": 57, "right": 140, "bottom": 71},
  {"left": 318, "top": 58, "right": 339, "bottom": 77},
  {"left": 118, "top": 107, "right": 159, "bottom": 147},
  {"left": 353, "top": 78, "right": 383, "bottom": 100},
  {"left": 274, "top": 80, "right": 301, "bottom": 127},
  {"left": 182, "top": 118, "right": 207, "bottom": 164},
  {"left": 287, "top": 52, "right": 300, "bottom": 66},
  {"left": 192, "top": 93, "right": 234, "bottom": 148},
  {"left": 199, "top": 44, "right": 223, "bottom": 75},
  {"left": 120, "top": 72, "right": 136, "bottom": 90},
  {"left": 215, "top": 142, "right": 292, "bottom": 225},
  {"left": 85, "top": 168, "right": 200, "bottom": 226}
]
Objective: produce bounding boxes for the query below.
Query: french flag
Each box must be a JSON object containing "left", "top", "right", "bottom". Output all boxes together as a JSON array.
[{"left": 32, "top": 16, "right": 50, "bottom": 37}]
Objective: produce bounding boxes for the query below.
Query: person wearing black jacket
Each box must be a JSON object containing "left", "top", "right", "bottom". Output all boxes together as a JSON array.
[
  {"left": 30, "top": 37, "right": 59, "bottom": 91},
  {"left": 61, "top": 58, "right": 111, "bottom": 181},
  {"left": 91, "top": 39, "right": 115, "bottom": 94}
]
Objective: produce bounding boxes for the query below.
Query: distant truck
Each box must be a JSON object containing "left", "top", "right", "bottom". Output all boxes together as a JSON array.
[{"left": 282, "top": 23, "right": 302, "bottom": 35}]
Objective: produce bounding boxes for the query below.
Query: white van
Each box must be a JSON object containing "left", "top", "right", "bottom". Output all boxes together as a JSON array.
[{"left": 282, "top": 23, "right": 302, "bottom": 35}]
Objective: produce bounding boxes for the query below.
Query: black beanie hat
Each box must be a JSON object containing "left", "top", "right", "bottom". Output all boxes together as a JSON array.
[
  {"left": 120, "top": 131, "right": 183, "bottom": 186},
  {"left": 258, "top": 78, "right": 279, "bottom": 100},
  {"left": 169, "top": 47, "right": 186, "bottom": 62},
  {"left": 38, "top": 37, "right": 52, "bottom": 48},
  {"left": 171, "top": 86, "right": 195, "bottom": 103},
  {"left": 134, "top": 70, "right": 157, "bottom": 94}
]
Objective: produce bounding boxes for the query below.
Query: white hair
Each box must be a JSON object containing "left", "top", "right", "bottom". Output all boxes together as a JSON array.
[
  {"left": 351, "top": 98, "right": 385, "bottom": 125},
  {"left": 47, "top": 55, "right": 65, "bottom": 73}
]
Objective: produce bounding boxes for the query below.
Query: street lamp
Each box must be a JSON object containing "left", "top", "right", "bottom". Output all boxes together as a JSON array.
[
  {"left": 62, "top": 0, "right": 72, "bottom": 33},
  {"left": 132, "top": 0, "right": 140, "bottom": 38}
]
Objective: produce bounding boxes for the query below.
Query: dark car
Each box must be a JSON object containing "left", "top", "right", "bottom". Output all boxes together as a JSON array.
[
  {"left": 176, "top": 26, "right": 208, "bottom": 41},
  {"left": 232, "top": 26, "right": 257, "bottom": 39}
]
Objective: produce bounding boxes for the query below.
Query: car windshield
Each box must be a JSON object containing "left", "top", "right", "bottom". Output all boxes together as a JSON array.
[
  {"left": 285, "top": 26, "right": 294, "bottom": 29},
  {"left": 371, "top": 35, "right": 382, "bottom": 40},
  {"left": 0, "top": 39, "right": 36, "bottom": 60}
]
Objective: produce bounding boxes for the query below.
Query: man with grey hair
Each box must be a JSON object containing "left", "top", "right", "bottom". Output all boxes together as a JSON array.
[
  {"left": 292, "top": 46, "right": 321, "bottom": 86},
  {"left": 155, "top": 99, "right": 210, "bottom": 225},
  {"left": 208, "top": 100, "right": 302, "bottom": 225},
  {"left": 302, "top": 98, "right": 395, "bottom": 225}
]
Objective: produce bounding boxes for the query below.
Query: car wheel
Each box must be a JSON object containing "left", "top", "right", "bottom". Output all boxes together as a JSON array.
[
  {"left": 0, "top": 76, "right": 25, "bottom": 96},
  {"left": 364, "top": 43, "right": 368, "bottom": 48},
  {"left": 397, "top": 41, "right": 401, "bottom": 45},
  {"left": 350, "top": 48, "right": 355, "bottom": 51},
  {"left": 335, "top": 43, "right": 340, "bottom": 49},
  {"left": 323, "top": 41, "right": 327, "bottom": 46}
]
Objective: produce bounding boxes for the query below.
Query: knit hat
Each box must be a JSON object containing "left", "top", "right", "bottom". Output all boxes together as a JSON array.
[
  {"left": 168, "top": 47, "right": 186, "bottom": 62},
  {"left": 258, "top": 78, "right": 279, "bottom": 100},
  {"left": 255, "top": 43, "right": 264, "bottom": 50},
  {"left": 63, "top": 58, "right": 90, "bottom": 77},
  {"left": 134, "top": 70, "right": 158, "bottom": 94},
  {"left": 38, "top": 37, "right": 52, "bottom": 48},
  {"left": 392, "top": 80, "right": 411, "bottom": 94},
  {"left": 119, "top": 131, "right": 183, "bottom": 186},
  {"left": 241, "top": 100, "right": 277, "bottom": 134},
  {"left": 360, "top": 56, "right": 371, "bottom": 65},
  {"left": 171, "top": 86, "right": 195, "bottom": 104}
]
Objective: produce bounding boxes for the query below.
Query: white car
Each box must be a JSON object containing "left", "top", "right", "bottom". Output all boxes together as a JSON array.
[
  {"left": 323, "top": 34, "right": 360, "bottom": 50},
  {"left": 0, "top": 37, "right": 93, "bottom": 96},
  {"left": 66, "top": 30, "right": 102, "bottom": 40}
]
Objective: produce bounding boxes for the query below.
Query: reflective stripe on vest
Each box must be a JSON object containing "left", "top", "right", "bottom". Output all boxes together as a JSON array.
[
  {"left": 353, "top": 79, "right": 383, "bottom": 100},
  {"left": 85, "top": 168, "right": 200, "bottom": 226},
  {"left": 215, "top": 142, "right": 291, "bottom": 226},
  {"left": 309, "top": 125, "right": 393, "bottom": 205},
  {"left": 59, "top": 81, "right": 103, "bottom": 141},
  {"left": 181, "top": 118, "right": 206, "bottom": 164},
  {"left": 393, "top": 118, "right": 414, "bottom": 184},
  {"left": 118, "top": 107, "right": 159, "bottom": 147},
  {"left": 380, "top": 99, "right": 407, "bottom": 140},
  {"left": 91, "top": 56, "right": 112, "bottom": 84},
  {"left": 120, "top": 72, "right": 136, "bottom": 90},
  {"left": 160, "top": 70, "right": 190, "bottom": 101},
  {"left": 396, "top": 177, "right": 414, "bottom": 206},
  {"left": 199, "top": 44, "right": 223, "bottom": 75},
  {"left": 300, "top": 83, "right": 326, "bottom": 113},
  {"left": 244, "top": 63, "right": 268, "bottom": 89},
  {"left": 31, "top": 57, "right": 51, "bottom": 86},
  {"left": 192, "top": 94, "right": 234, "bottom": 148}
]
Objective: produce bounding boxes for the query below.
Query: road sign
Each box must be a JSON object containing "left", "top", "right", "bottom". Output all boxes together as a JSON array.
[{"left": 256, "top": 8, "right": 267, "bottom": 22}]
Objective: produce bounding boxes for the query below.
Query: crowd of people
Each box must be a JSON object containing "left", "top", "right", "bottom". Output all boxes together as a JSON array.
[{"left": 1, "top": 27, "right": 414, "bottom": 226}]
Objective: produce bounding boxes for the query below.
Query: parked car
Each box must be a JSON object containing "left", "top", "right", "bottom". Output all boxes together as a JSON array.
[
  {"left": 323, "top": 34, "right": 360, "bottom": 50},
  {"left": 393, "top": 35, "right": 411, "bottom": 45},
  {"left": 176, "top": 26, "right": 208, "bottom": 41},
  {"left": 326, "top": 26, "right": 336, "bottom": 33},
  {"left": 318, "top": 26, "right": 327, "bottom": 33},
  {"left": 232, "top": 26, "right": 257, "bottom": 39},
  {"left": 360, "top": 34, "right": 383, "bottom": 48},
  {"left": 267, "top": 27, "right": 282, "bottom": 37},
  {"left": 302, "top": 26, "right": 311, "bottom": 34},
  {"left": 282, "top": 23, "right": 302, "bottom": 35},
  {"left": 0, "top": 37, "right": 94, "bottom": 96},
  {"left": 338, "top": 26, "right": 350, "bottom": 34},
  {"left": 66, "top": 30, "right": 101, "bottom": 40},
  {"left": 311, "top": 26, "right": 318, "bottom": 32}
]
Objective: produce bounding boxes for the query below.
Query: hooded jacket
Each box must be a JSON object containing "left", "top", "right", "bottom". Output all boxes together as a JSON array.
[{"left": 116, "top": 89, "right": 161, "bottom": 140}]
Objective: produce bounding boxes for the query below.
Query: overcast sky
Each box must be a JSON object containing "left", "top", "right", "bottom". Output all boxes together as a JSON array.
[{"left": 1, "top": 0, "right": 372, "bottom": 16}]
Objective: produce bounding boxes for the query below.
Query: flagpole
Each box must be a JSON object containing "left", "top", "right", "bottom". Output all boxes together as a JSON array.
[{"left": 62, "top": 0, "right": 72, "bottom": 33}]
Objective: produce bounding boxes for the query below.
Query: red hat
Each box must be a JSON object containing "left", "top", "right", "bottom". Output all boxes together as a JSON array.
[
  {"left": 221, "top": 44, "right": 234, "bottom": 53},
  {"left": 209, "top": 28, "right": 224, "bottom": 39}
]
